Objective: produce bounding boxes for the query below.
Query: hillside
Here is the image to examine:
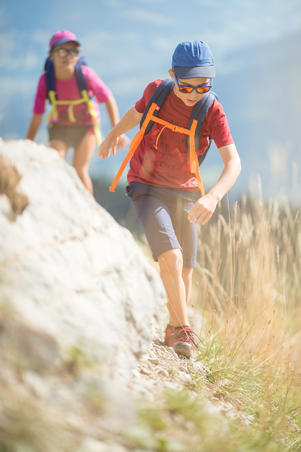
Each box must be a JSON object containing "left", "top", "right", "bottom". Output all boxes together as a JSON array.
[{"left": 0, "top": 139, "right": 300, "bottom": 451}]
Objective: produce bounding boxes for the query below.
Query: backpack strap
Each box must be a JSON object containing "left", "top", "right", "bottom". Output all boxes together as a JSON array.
[
  {"left": 74, "top": 56, "right": 89, "bottom": 93},
  {"left": 109, "top": 80, "right": 215, "bottom": 193},
  {"left": 140, "top": 79, "right": 174, "bottom": 134},
  {"left": 44, "top": 56, "right": 89, "bottom": 97},
  {"left": 187, "top": 91, "right": 216, "bottom": 165},
  {"left": 44, "top": 57, "right": 56, "bottom": 99}
]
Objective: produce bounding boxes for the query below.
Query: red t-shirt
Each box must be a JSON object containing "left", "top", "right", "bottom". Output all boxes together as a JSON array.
[{"left": 127, "top": 79, "right": 234, "bottom": 191}]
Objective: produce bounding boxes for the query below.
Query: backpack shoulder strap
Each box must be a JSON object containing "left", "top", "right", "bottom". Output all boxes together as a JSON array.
[
  {"left": 44, "top": 57, "right": 56, "bottom": 100},
  {"left": 187, "top": 91, "right": 216, "bottom": 165},
  {"left": 74, "top": 56, "right": 89, "bottom": 94},
  {"left": 140, "top": 79, "right": 174, "bottom": 134}
]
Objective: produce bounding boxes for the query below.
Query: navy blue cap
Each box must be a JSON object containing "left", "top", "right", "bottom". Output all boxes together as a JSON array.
[{"left": 172, "top": 41, "right": 215, "bottom": 79}]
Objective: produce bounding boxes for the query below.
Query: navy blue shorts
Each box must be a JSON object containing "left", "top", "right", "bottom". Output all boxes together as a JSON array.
[{"left": 126, "top": 182, "right": 200, "bottom": 267}]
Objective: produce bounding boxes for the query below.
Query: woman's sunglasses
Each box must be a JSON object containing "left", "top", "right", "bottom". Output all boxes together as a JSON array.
[
  {"left": 54, "top": 48, "right": 79, "bottom": 58},
  {"left": 174, "top": 74, "right": 212, "bottom": 94}
]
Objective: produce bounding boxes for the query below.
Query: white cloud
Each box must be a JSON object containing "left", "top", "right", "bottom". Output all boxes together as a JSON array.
[
  {"left": 123, "top": 8, "right": 171, "bottom": 25},
  {"left": 152, "top": 37, "right": 174, "bottom": 52},
  {"left": 0, "top": 77, "right": 35, "bottom": 95},
  {"left": 24, "top": 50, "right": 40, "bottom": 70},
  {"left": 81, "top": 29, "right": 157, "bottom": 78},
  {"left": 0, "top": 31, "right": 41, "bottom": 71},
  {"left": 32, "top": 30, "right": 52, "bottom": 46},
  {"left": 0, "top": 76, "right": 35, "bottom": 116},
  {"left": 0, "top": 32, "right": 18, "bottom": 68}
]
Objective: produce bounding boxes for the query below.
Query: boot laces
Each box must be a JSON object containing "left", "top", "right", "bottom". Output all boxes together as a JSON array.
[{"left": 174, "top": 326, "right": 201, "bottom": 348}]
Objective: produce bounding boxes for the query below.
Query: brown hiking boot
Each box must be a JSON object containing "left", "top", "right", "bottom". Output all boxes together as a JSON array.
[{"left": 164, "top": 324, "right": 197, "bottom": 358}]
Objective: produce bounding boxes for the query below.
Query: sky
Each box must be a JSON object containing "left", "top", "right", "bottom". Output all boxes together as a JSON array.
[{"left": 1, "top": 0, "right": 301, "bottom": 199}]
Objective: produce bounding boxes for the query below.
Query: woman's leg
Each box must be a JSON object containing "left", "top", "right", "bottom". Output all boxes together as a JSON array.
[
  {"left": 73, "top": 130, "right": 97, "bottom": 194},
  {"left": 49, "top": 139, "right": 68, "bottom": 159}
]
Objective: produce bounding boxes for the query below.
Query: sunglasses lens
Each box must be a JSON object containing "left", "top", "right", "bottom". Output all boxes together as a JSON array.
[
  {"left": 179, "top": 86, "right": 193, "bottom": 93},
  {"left": 197, "top": 86, "right": 210, "bottom": 94},
  {"left": 56, "top": 48, "right": 79, "bottom": 57},
  {"left": 57, "top": 49, "right": 67, "bottom": 57}
]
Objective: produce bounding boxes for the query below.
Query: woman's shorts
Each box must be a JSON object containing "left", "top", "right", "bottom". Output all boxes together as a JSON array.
[
  {"left": 126, "top": 182, "right": 200, "bottom": 267},
  {"left": 48, "top": 124, "right": 93, "bottom": 149}
]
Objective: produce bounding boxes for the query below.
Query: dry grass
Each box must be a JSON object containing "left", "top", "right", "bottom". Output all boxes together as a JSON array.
[
  {"left": 194, "top": 196, "right": 301, "bottom": 374},
  {"left": 189, "top": 195, "right": 301, "bottom": 450}
]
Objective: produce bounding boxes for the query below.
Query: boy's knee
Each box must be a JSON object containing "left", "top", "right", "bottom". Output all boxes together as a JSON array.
[{"left": 158, "top": 248, "right": 183, "bottom": 268}]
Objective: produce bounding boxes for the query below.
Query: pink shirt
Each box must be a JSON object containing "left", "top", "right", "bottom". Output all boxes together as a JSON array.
[
  {"left": 128, "top": 79, "right": 234, "bottom": 191},
  {"left": 33, "top": 66, "right": 112, "bottom": 126}
]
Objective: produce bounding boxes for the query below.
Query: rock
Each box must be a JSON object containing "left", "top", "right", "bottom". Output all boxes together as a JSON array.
[
  {"left": 0, "top": 139, "right": 166, "bottom": 448},
  {"left": 156, "top": 368, "right": 169, "bottom": 378},
  {"left": 0, "top": 153, "right": 29, "bottom": 219},
  {"left": 177, "top": 371, "right": 192, "bottom": 383},
  {"left": 0, "top": 139, "right": 165, "bottom": 380},
  {"left": 148, "top": 357, "right": 160, "bottom": 365}
]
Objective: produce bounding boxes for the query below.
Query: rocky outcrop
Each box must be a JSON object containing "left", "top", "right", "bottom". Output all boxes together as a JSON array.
[
  {"left": 0, "top": 153, "right": 29, "bottom": 219},
  {"left": 0, "top": 138, "right": 165, "bottom": 451}
]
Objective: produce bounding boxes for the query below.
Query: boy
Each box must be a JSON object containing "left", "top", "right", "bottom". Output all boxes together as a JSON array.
[
  {"left": 99, "top": 41, "right": 241, "bottom": 358},
  {"left": 27, "top": 30, "right": 128, "bottom": 194}
]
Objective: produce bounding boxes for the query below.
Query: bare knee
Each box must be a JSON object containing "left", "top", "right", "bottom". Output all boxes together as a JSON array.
[
  {"left": 158, "top": 248, "right": 183, "bottom": 272},
  {"left": 73, "top": 164, "right": 93, "bottom": 193},
  {"left": 73, "top": 164, "right": 87, "bottom": 178},
  {"left": 49, "top": 140, "right": 68, "bottom": 159}
]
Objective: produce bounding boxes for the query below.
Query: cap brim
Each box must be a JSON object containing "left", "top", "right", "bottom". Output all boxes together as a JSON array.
[
  {"left": 174, "top": 65, "right": 215, "bottom": 79},
  {"left": 51, "top": 38, "right": 80, "bottom": 48}
]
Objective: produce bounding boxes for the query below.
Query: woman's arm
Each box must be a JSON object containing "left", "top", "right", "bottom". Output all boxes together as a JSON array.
[
  {"left": 26, "top": 114, "right": 44, "bottom": 140},
  {"left": 188, "top": 143, "right": 241, "bottom": 224},
  {"left": 99, "top": 106, "right": 142, "bottom": 158},
  {"left": 104, "top": 95, "right": 130, "bottom": 151},
  {"left": 104, "top": 95, "right": 120, "bottom": 127}
]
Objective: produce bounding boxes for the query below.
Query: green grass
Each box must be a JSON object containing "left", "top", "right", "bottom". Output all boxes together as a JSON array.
[{"left": 127, "top": 333, "right": 301, "bottom": 452}]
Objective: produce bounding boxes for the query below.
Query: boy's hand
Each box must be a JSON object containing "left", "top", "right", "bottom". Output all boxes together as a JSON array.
[
  {"left": 116, "top": 134, "right": 130, "bottom": 150},
  {"left": 99, "top": 134, "right": 130, "bottom": 159},
  {"left": 188, "top": 193, "right": 219, "bottom": 225},
  {"left": 99, "top": 134, "right": 118, "bottom": 159}
]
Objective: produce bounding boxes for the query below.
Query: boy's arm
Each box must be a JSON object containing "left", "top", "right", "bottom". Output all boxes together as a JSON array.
[
  {"left": 188, "top": 143, "right": 241, "bottom": 225},
  {"left": 104, "top": 95, "right": 130, "bottom": 151},
  {"left": 99, "top": 106, "right": 142, "bottom": 159},
  {"left": 26, "top": 114, "right": 44, "bottom": 140}
]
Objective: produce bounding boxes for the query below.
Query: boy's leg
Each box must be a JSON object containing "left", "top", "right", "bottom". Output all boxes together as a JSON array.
[
  {"left": 158, "top": 248, "right": 189, "bottom": 326},
  {"left": 129, "top": 185, "right": 197, "bottom": 357},
  {"left": 182, "top": 266, "right": 193, "bottom": 305},
  {"left": 130, "top": 188, "right": 188, "bottom": 326},
  {"left": 73, "top": 130, "right": 97, "bottom": 194}
]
